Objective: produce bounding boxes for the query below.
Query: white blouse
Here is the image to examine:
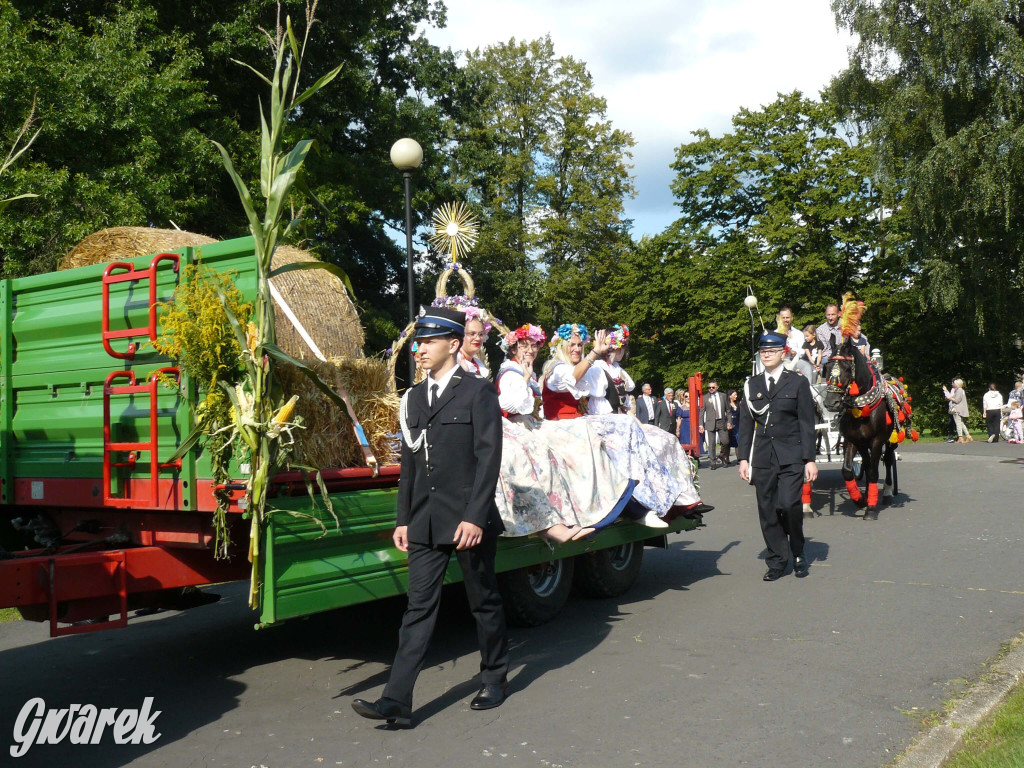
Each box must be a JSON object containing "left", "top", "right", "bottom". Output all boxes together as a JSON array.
[{"left": 496, "top": 361, "right": 538, "bottom": 415}]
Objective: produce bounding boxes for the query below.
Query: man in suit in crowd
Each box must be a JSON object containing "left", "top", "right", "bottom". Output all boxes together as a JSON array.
[
  {"left": 654, "top": 387, "right": 677, "bottom": 434},
  {"left": 738, "top": 331, "right": 818, "bottom": 581},
  {"left": 699, "top": 380, "right": 731, "bottom": 470},
  {"left": 635, "top": 382, "right": 657, "bottom": 425},
  {"left": 352, "top": 307, "right": 508, "bottom": 728}
]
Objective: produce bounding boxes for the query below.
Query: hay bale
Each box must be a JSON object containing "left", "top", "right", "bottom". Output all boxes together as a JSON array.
[
  {"left": 62, "top": 226, "right": 365, "bottom": 360},
  {"left": 276, "top": 356, "right": 400, "bottom": 469},
  {"left": 60, "top": 227, "right": 217, "bottom": 270}
]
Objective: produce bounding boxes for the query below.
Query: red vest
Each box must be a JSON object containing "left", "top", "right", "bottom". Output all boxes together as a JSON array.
[{"left": 542, "top": 381, "right": 581, "bottom": 421}]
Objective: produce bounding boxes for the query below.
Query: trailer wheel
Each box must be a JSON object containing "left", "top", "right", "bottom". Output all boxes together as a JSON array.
[
  {"left": 573, "top": 541, "right": 644, "bottom": 598},
  {"left": 498, "top": 556, "right": 574, "bottom": 627}
]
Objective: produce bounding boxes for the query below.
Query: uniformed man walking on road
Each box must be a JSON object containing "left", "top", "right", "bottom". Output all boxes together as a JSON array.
[
  {"left": 738, "top": 331, "right": 818, "bottom": 581},
  {"left": 352, "top": 307, "right": 508, "bottom": 728}
]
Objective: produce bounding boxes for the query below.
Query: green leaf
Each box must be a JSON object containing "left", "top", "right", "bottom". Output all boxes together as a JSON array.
[
  {"left": 268, "top": 260, "right": 355, "bottom": 298},
  {"left": 210, "top": 139, "right": 264, "bottom": 252},
  {"left": 229, "top": 58, "right": 273, "bottom": 87},
  {"left": 259, "top": 342, "right": 349, "bottom": 414},
  {"left": 166, "top": 423, "right": 205, "bottom": 463},
  {"left": 292, "top": 64, "right": 343, "bottom": 108}
]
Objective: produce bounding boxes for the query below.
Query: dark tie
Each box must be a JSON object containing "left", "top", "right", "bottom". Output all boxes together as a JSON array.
[
  {"left": 430, "top": 383, "right": 439, "bottom": 407},
  {"left": 768, "top": 377, "right": 775, "bottom": 395}
]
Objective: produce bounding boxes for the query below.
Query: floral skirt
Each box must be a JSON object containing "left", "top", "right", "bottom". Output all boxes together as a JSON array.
[
  {"left": 586, "top": 415, "right": 701, "bottom": 516},
  {"left": 496, "top": 416, "right": 632, "bottom": 537}
]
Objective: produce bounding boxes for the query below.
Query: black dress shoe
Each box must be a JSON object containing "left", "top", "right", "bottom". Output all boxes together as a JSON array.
[
  {"left": 793, "top": 556, "right": 808, "bottom": 577},
  {"left": 351, "top": 697, "right": 412, "bottom": 728},
  {"left": 470, "top": 683, "right": 508, "bottom": 711},
  {"left": 763, "top": 568, "right": 785, "bottom": 582}
]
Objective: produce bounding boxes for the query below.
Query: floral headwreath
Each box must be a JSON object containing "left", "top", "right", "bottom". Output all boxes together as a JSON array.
[
  {"left": 501, "top": 324, "right": 545, "bottom": 353},
  {"left": 430, "top": 294, "right": 494, "bottom": 335},
  {"left": 549, "top": 322, "right": 590, "bottom": 348},
  {"left": 607, "top": 324, "right": 630, "bottom": 349}
]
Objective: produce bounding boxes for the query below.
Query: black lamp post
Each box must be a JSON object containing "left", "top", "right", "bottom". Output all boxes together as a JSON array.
[
  {"left": 745, "top": 292, "right": 759, "bottom": 373},
  {"left": 390, "top": 138, "right": 423, "bottom": 378}
]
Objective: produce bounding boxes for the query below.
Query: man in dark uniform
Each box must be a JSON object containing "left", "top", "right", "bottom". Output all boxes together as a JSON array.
[
  {"left": 738, "top": 331, "right": 818, "bottom": 581},
  {"left": 352, "top": 307, "right": 508, "bottom": 727}
]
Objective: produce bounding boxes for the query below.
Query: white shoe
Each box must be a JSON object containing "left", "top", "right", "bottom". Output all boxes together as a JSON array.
[{"left": 641, "top": 511, "right": 669, "bottom": 528}]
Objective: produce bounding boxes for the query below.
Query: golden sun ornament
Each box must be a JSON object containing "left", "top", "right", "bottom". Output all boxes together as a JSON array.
[{"left": 429, "top": 201, "right": 479, "bottom": 264}]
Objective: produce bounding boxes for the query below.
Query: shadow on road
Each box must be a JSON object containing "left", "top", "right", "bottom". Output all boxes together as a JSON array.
[
  {"left": 808, "top": 467, "right": 917, "bottom": 520},
  {"left": 0, "top": 536, "right": 736, "bottom": 760}
]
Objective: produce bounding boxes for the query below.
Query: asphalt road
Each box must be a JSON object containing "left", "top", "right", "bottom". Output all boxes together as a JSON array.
[{"left": 1, "top": 440, "right": 1022, "bottom": 768}]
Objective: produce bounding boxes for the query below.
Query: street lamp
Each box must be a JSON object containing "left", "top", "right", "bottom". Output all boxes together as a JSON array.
[
  {"left": 390, "top": 138, "right": 423, "bottom": 378},
  {"left": 744, "top": 291, "right": 759, "bottom": 374}
]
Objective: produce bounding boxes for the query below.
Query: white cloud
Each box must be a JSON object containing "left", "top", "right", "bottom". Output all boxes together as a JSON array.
[{"left": 425, "top": 0, "right": 855, "bottom": 235}]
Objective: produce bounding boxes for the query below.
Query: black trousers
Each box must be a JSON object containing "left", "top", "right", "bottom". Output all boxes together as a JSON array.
[
  {"left": 986, "top": 409, "right": 1001, "bottom": 440},
  {"left": 383, "top": 537, "right": 509, "bottom": 707},
  {"left": 752, "top": 451, "right": 805, "bottom": 570}
]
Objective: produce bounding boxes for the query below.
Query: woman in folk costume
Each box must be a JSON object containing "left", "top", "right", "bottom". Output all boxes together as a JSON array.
[
  {"left": 493, "top": 324, "right": 632, "bottom": 543},
  {"left": 593, "top": 325, "right": 635, "bottom": 414},
  {"left": 541, "top": 323, "right": 704, "bottom": 528},
  {"left": 428, "top": 295, "right": 494, "bottom": 378}
]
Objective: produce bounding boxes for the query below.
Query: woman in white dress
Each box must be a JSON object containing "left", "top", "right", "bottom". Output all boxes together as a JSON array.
[
  {"left": 458, "top": 311, "right": 491, "bottom": 378},
  {"left": 542, "top": 323, "right": 704, "bottom": 526},
  {"left": 493, "top": 324, "right": 632, "bottom": 543}
]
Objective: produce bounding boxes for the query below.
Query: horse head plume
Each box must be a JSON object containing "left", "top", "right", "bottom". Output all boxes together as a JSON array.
[{"left": 839, "top": 291, "right": 865, "bottom": 338}]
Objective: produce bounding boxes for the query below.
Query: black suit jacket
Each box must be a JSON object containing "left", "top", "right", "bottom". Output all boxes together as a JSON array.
[
  {"left": 635, "top": 394, "right": 656, "bottom": 424},
  {"left": 654, "top": 399, "right": 677, "bottom": 433},
  {"left": 397, "top": 369, "right": 504, "bottom": 545},
  {"left": 737, "top": 370, "right": 816, "bottom": 468}
]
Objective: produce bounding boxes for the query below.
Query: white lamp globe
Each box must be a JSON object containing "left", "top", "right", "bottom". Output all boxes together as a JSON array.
[
  {"left": 743, "top": 294, "right": 758, "bottom": 309},
  {"left": 390, "top": 138, "right": 423, "bottom": 171}
]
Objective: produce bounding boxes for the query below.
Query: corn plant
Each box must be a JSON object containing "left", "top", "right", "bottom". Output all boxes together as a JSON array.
[
  {"left": 0, "top": 97, "right": 40, "bottom": 216},
  {"left": 211, "top": 9, "right": 349, "bottom": 607}
]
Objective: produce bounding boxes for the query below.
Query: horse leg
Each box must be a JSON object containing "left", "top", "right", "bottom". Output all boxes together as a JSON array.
[
  {"left": 882, "top": 445, "right": 894, "bottom": 501},
  {"left": 802, "top": 480, "right": 814, "bottom": 518},
  {"left": 864, "top": 441, "right": 884, "bottom": 520},
  {"left": 842, "top": 442, "right": 865, "bottom": 508}
]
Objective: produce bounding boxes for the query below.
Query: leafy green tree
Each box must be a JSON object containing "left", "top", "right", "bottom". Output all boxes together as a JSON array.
[
  {"left": 449, "top": 36, "right": 635, "bottom": 331},
  {"left": 658, "top": 91, "right": 880, "bottom": 386},
  {"left": 831, "top": 0, "right": 1024, "bottom": 409},
  {"left": 0, "top": 0, "right": 462, "bottom": 358}
]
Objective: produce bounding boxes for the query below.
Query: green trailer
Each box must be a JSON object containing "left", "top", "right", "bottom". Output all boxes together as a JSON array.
[{"left": 0, "top": 236, "right": 704, "bottom": 637}]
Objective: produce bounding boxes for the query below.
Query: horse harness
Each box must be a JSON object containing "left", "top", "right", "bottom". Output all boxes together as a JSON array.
[{"left": 825, "top": 355, "right": 914, "bottom": 441}]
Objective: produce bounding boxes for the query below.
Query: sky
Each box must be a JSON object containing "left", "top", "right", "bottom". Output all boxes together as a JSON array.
[{"left": 423, "top": 0, "right": 856, "bottom": 237}]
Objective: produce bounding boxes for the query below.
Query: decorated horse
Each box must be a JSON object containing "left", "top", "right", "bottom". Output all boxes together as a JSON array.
[{"left": 821, "top": 296, "right": 918, "bottom": 520}]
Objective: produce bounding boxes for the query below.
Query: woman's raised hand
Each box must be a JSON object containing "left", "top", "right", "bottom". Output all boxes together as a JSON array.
[{"left": 592, "top": 329, "right": 610, "bottom": 356}]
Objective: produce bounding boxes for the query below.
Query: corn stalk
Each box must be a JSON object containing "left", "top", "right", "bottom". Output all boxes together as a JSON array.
[
  {"left": 0, "top": 96, "right": 40, "bottom": 216},
  {"left": 211, "top": 9, "right": 342, "bottom": 608}
]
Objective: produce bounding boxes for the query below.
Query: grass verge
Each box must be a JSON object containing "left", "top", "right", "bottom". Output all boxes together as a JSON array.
[{"left": 942, "top": 680, "right": 1024, "bottom": 767}]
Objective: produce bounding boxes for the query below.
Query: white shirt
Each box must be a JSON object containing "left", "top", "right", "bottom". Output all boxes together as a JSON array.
[
  {"left": 459, "top": 353, "right": 489, "bottom": 378},
  {"left": 580, "top": 365, "right": 612, "bottom": 415},
  {"left": 764, "top": 369, "right": 782, "bottom": 391},
  {"left": 426, "top": 363, "right": 460, "bottom": 404},
  {"left": 496, "top": 361, "right": 537, "bottom": 415},
  {"left": 544, "top": 361, "right": 591, "bottom": 400},
  {"left": 982, "top": 390, "right": 1004, "bottom": 411}
]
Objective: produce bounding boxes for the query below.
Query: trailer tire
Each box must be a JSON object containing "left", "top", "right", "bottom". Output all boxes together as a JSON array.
[
  {"left": 498, "top": 556, "right": 574, "bottom": 627},
  {"left": 573, "top": 541, "right": 644, "bottom": 598}
]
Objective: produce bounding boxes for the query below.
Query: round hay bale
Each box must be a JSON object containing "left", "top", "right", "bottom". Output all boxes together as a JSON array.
[
  {"left": 62, "top": 227, "right": 365, "bottom": 360},
  {"left": 60, "top": 227, "right": 217, "bottom": 270},
  {"left": 270, "top": 245, "right": 364, "bottom": 360}
]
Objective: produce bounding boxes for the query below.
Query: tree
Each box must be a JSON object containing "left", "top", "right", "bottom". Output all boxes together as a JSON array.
[
  {"left": 0, "top": 0, "right": 463, "bottom": 356},
  {"left": 448, "top": 36, "right": 635, "bottom": 331},
  {"left": 660, "top": 92, "right": 880, "bottom": 385},
  {"left": 831, "top": 0, "right": 1024, "bottom": 400}
]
